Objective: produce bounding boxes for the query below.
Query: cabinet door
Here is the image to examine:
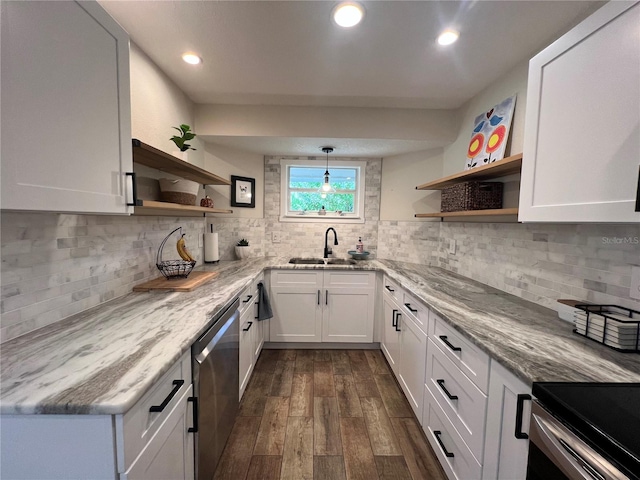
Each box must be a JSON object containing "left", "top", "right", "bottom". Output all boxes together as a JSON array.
[
  {"left": 398, "top": 312, "right": 428, "bottom": 418},
  {"left": 123, "top": 386, "right": 195, "bottom": 480},
  {"left": 520, "top": 1, "right": 640, "bottom": 223},
  {"left": 1, "top": 0, "right": 133, "bottom": 214},
  {"left": 322, "top": 287, "right": 374, "bottom": 343},
  {"left": 482, "top": 361, "right": 532, "bottom": 480},
  {"left": 270, "top": 286, "right": 322, "bottom": 342},
  {"left": 381, "top": 296, "right": 401, "bottom": 375},
  {"left": 239, "top": 306, "right": 255, "bottom": 399},
  {"left": 252, "top": 294, "right": 264, "bottom": 360}
]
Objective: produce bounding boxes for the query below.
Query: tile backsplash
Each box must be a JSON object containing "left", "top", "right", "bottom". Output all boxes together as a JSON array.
[
  {"left": 2, "top": 162, "right": 639, "bottom": 343},
  {"left": 1, "top": 212, "right": 204, "bottom": 342}
]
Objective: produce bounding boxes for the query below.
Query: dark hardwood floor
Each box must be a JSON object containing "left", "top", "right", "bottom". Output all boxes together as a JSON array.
[{"left": 213, "top": 349, "right": 447, "bottom": 480}]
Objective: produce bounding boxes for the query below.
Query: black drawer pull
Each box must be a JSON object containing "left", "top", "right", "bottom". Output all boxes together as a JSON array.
[
  {"left": 439, "top": 335, "right": 462, "bottom": 352},
  {"left": 243, "top": 321, "right": 253, "bottom": 332},
  {"left": 326, "top": 290, "right": 328, "bottom": 305},
  {"left": 242, "top": 295, "right": 253, "bottom": 303},
  {"left": 392, "top": 309, "right": 398, "bottom": 328},
  {"left": 434, "top": 430, "right": 454, "bottom": 458},
  {"left": 125, "top": 172, "right": 138, "bottom": 206},
  {"left": 385, "top": 285, "right": 395, "bottom": 292},
  {"left": 395, "top": 313, "right": 401, "bottom": 332},
  {"left": 635, "top": 165, "right": 640, "bottom": 212},
  {"left": 317, "top": 290, "right": 320, "bottom": 305},
  {"left": 149, "top": 380, "right": 184, "bottom": 412},
  {"left": 515, "top": 394, "right": 531, "bottom": 439},
  {"left": 188, "top": 396, "right": 198, "bottom": 433},
  {"left": 404, "top": 303, "right": 418, "bottom": 313},
  {"left": 437, "top": 379, "right": 458, "bottom": 400}
]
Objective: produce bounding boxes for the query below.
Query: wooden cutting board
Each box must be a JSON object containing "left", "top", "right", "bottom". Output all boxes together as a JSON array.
[{"left": 133, "top": 271, "right": 218, "bottom": 292}]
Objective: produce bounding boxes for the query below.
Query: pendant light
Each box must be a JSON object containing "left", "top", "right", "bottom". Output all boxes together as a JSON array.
[{"left": 320, "top": 147, "right": 336, "bottom": 197}]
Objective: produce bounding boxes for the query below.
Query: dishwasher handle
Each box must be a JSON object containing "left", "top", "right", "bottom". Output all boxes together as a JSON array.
[{"left": 194, "top": 298, "right": 240, "bottom": 364}]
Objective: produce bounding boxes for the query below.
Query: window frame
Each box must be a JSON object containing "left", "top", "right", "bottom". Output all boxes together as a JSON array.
[{"left": 279, "top": 159, "right": 367, "bottom": 223}]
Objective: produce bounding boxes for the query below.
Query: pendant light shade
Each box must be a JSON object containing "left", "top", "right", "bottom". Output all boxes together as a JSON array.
[{"left": 320, "top": 147, "right": 336, "bottom": 196}]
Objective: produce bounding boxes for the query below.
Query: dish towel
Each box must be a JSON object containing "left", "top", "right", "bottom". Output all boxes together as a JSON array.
[{"left": 257, "top": 282, "right": 273, "bottom": 321}]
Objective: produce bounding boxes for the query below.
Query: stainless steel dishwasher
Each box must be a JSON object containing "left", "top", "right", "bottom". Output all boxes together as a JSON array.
[{"left": 192, "top": 298, "right": 240, "bottom": 480}]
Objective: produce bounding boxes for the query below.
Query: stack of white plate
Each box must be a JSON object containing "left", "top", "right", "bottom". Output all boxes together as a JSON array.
[{"left": 574, "top": 309, "right": 640, "bottom": 350}]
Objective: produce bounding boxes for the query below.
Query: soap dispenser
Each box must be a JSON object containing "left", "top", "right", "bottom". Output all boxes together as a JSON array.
[{"left": 356, "top": 236, "right": 364, "bottom": 253}]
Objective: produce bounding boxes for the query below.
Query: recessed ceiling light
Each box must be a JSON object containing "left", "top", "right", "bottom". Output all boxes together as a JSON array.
[
  {"left": 437, "top": 29, "right": 460, "bottom": 46},
  {"left": 181, "top": 53, "right": 202, "bottom": 65},
  {"left": 333, "top": 2, "right": 365, "bottom": 28}
]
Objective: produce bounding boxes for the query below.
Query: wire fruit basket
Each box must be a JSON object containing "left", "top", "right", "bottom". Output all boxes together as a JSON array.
[{"left": 156, "top": 227, "right": 196, "bottom": 279}]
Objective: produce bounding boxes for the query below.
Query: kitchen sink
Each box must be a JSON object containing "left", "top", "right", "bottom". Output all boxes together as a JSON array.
[
  {"left": 288, "top": 258, "right": 325, "bottom": 265},
  {"left": 326, "top": 259, "right": 357, "bottom": 265}
]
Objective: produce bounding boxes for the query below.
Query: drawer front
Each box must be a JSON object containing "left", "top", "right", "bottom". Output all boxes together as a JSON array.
[
  {"left": 382, "top": 275, "right": 402, "bottom": 302},
  {"left": 430, "top": 314, "right": 490, "bottom": 393},
  {"left": 270, "top": 270, "right": 323, "bottom": 286},
  {"left": 423, "top": 386, "right": 483, "bottom": 480},
  {"left": 121, "top": 351, "right": 191, "bottom": 469},
  {"left": 323, "top": 270, "right": 375, "bottom": 288},
  {"left": 402, "top": 291, "right": 429, "bottom": 334},
  {"left": 426, "top": 338, "right": 487, "bottom": 461},
  {"left": 238, "top": 284, "right": 254, "bottom": 315}
]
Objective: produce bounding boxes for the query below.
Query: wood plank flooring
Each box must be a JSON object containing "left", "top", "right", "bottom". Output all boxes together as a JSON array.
[{"left": 214, "top": 349, "right": 447, "bottom": 480}]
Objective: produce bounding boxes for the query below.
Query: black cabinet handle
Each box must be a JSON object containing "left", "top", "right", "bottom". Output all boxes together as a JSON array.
[
  {"left": 326, "top": 290, "right": 328, "bottom": 305},
  {"left": 125, "top": 172, "right": 138, "bottom": 206},
  {"left": 149, "top": 380, "right": 184, "bottom": 412},
  {"left": 404, "top": 303, "right": 418, "bottom": 313},
  {"left": 395, "top": 313, "right": 402, "bottom": 332},
  {"left": 188, "top": 396, "right": 198, "bottom": 433},
  {"left": 243, "top": 321, "right": 253, "bottom": 332},
  {"left": 385, "top": 285, "right": 395, "bottom": 292},
  {"left": 434, "top": 430, "right": 454, "bottom": 458},
  {"left": 392, "top": 309, "right": 398, "bottom": 328},
  {"left": 515, "top": 394, "right": 531, "bottom": 439},
  {"left": 242, "top": 295, "right": 253, "bottom": 303},
  {"left": 317, "top": 290, "right": 320, "bottom": 305},
  {"left": 437, "top": 379, "right": 459, "bottom": 400},
  {"left": 635, "top": 165, "right": 640, "bottom": 212},
  {"left": 439, "top": 335, "right": 462, "bottom": 352}
]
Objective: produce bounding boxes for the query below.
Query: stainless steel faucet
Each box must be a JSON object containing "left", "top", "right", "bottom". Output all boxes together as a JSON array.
[{"left": 324, "top": 227, "right": 338, "bottom": 258}]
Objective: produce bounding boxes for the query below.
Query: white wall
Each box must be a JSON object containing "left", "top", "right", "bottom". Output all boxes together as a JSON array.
[
  {"left": 195, "top": 104, "right": 458, "bottom": 143},
  {"left": 380, "top": 148, "right": 443, "bottom": 221},
  {"left": 203, "top": 143, "right": 264, "bottom": 218},
  {"left": 130, "top": 43, "right": 204, "bottom": 166},
  {"left": 442, "top": 60, "right": 529, "bottom": 176}
]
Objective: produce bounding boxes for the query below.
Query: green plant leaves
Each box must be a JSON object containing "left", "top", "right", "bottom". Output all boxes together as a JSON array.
[{"left": 170, "top": 124, "right": 197, "bottom": 152}]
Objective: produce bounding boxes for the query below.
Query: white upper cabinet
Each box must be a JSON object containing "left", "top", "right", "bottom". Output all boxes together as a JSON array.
[
  {"left": 1, "top": 1, "right": 133, "bottom": 214},
  {"left": 519, "top": 1, "right": 640, "bottom": 223}
]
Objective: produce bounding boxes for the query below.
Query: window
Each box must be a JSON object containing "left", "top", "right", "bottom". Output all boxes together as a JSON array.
[{"left": 280, "top": 159, "right": 366, "bottom": 223}]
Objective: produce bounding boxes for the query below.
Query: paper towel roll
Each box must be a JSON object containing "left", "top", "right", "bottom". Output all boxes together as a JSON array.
[{"left": 204, "top": 232, "right": 219, "bottom": 263}]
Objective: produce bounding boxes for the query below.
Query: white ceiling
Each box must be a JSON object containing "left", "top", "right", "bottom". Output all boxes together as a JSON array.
[{"left": 100, "top": 0, "right": 600, "bottom": 156}]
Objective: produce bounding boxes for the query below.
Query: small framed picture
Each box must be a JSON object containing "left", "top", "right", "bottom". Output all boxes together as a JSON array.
[{"left": 231, "top": 175, "right": 256, "bottom": 208}]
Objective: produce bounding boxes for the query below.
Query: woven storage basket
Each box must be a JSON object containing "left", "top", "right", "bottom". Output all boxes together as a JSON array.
[
  {"left": 441, "top": 181, "right": 503, "bottom": 212},
  {"left": 158, "top": 178, "right": 199, "bottom": 206}
]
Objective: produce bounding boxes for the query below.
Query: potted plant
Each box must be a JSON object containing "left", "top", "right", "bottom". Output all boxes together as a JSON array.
[
  {"left": 170, "top": 124, "right": 197, "bottom": 153},
  {"left": 235, "top": 238, "right": 251, "bottom": 259}
]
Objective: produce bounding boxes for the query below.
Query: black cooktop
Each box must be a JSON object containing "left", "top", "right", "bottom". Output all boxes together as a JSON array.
[{"left": 533, "top": 382, "right": 640, "bottom": 479}]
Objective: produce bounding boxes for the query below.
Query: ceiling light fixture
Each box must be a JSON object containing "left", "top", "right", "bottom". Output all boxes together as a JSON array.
[
  {"left": 319, "top": 147, "right": 336, "bottom": 198},
  {"left": 181, "top": 53, "right": 202, "bottom": 65},
  {"left": 437, "top": 29, "right": 460, "bottom": 46},
  {"left": 333, "top": 2, "right": 365, "bottom": 28}
]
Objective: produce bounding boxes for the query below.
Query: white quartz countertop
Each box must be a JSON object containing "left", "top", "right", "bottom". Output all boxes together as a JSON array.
[{"left": 2, "top": 257, "right": 639, "bottom": 416}]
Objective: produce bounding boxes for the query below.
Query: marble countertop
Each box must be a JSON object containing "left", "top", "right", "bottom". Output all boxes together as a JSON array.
[{"left": 2, "top": 257, "right": 639, "bottom": 416}]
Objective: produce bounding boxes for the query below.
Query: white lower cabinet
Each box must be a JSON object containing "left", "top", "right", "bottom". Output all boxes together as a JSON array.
[
  {"left": 423, "top": 386, "right": 483, "bottom": 480},
  {"left": 269, "top": 270, "right": 375, "bottom": 343},
  {"left": 122, "top": 386, "right": 194, "bottom": 480},
  {"left": 0, "top": 352, "right": 195, "bottom": 479},
  {"left": 482, "top": 361, "right": 532, "bottom": 480},
  {"left": 381, "top": 292, "right": 401, "bottom": 376},
  {"left": 397, "top": 309, "right": 428, "bottom": 418},
  {"left": 239, "top": 304, "right": 256, "bottom": 399}
]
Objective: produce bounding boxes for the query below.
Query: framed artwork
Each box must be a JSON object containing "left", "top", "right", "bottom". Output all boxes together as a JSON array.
[
  {"left": 231, "top": 175, "right": 255, "bottom": 208},
  {"left": 465, "top": 95, "right": 517, "bottom": 170}
]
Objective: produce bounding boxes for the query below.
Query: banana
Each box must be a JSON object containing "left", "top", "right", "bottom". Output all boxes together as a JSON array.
[{"left": 176, "top": 234, "right": 195, "bottom": 262}]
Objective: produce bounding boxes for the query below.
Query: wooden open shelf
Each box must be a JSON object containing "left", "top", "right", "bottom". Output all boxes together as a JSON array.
[
  {"left": 415, "top": 208, "right": 519, "bottom": 218},
  {"left": 416, "top": 153, "right": 523, "bottom": 190},
  {"left": 132, "top": 139, "right": 230, "bottom": 185},
  {"left": 134, "top": 200, "right": 233, "bottom": 216}
]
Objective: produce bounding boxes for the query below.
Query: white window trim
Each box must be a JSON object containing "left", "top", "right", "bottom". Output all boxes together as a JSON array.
[{"left": 279, "top": 159, "right": 367, "bottom": 223}]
